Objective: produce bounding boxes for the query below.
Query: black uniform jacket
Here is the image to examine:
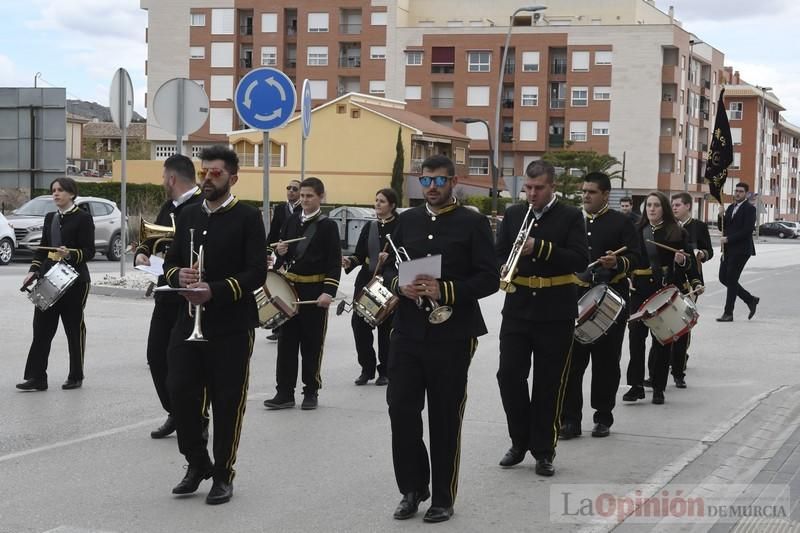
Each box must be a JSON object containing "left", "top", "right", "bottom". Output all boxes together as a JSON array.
[
  {"left": 722, "top": 201, "right": 756, "bottom": 257},
  {"left": 275, "top": 211, "right": 342, "bottom": 298},
  {"left": 575, "top": 206, "right": 640, "bottom": 304},
  {"left": 266, "top": 201, "right": 300, "bottom": 252},
  {"left": 681, "top": 217, "right": 713, "bottom": 283},
  {"left": 164, "top": 198, "right": 268, "bottom": 337},
  {"left": 30, "top": 205, "right": 95, "bottom": 284},
  {"left": 344, "top": 216, "right": 398, "bottom": 292},
  {"left": 496, "top": 200, "right": 589, "bottom": 321},
  {"left": 388, "top": 203, "right": 498, "bottom": 341},
  {"left": 135, "top": 189, "right": 204, "bottom": 305}
]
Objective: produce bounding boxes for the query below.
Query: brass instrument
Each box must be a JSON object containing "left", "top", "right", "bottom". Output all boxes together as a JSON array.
[
  {"left": 186, "top": 228, "right": 207, "bottom": 342},
  {"left": 139, "top": 213, "right": 176, "bottom": 256},
  {"left": 385, "top": 234, "right": 452, "bottom": 324},
  {"left": 499, "top": 204, "right": 534, "bottom": 293}
]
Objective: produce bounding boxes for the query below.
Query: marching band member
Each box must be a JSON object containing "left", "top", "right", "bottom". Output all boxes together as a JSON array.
[
  {"left": 341, "top": 188, "right": 398, "bottom": 386},
  {"left": 163, "top": 146, "right": 267, "bottom": 504},
  {"left": 134, "top": 154, "right": 204, "bottom": 438},
  {"left": 495, "top": 160, "right": 588, "bottom": 476},
  {"left": 560, "top": 172, "right": 639, "bottom": 440},
  {"left": 264, "top": 177, "right": 341, "bottom": 411},
  {"left": 386, "top": 155, "right": 497, "bottom": 523},
  {"left": 623, "top": 192, "right": 702, "bottom": 406},
  {"left": 17, "top": 177, "right": 95, "bottom": 392}
]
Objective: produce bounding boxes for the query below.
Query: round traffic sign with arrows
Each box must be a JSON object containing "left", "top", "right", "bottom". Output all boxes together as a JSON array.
[{"left": 234, "top": 67, "right": 296, "bottom": 131}]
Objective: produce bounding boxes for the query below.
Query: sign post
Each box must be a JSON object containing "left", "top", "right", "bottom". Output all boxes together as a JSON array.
[
  {"left": 109, "top": 68, "right": 133, "bottom": 277},
  {"left": 234, "top": 67, "right": 297, "bottom": 235},
  {"left": 301, "top": 79, "right": 312, "bottom": 181}
]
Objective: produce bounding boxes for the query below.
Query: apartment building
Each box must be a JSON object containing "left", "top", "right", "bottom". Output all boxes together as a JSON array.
[{"left": 141, "top": 0, "right": 724, "bottom": 215}]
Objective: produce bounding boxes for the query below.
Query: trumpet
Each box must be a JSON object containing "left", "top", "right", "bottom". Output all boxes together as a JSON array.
[
  {"left": 385, "top": 234, "right": 452, "bottom": 324},
  {"left": 186, "top": 228, "right": 207, "bottom": 342},
  {"left": 499, "top": 204, "right": 534, "bottom": 293},
  {"left": 139, "top": 213, "right": 175, "bottom": 256}
]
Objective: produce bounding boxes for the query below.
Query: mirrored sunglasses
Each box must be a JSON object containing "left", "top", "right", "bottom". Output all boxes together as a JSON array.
[{"left": 418, "top": 175, "right": 452, "bottom": 188}]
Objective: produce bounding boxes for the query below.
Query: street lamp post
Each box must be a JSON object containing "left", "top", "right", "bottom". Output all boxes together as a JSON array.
[
  {"left": 755, "top": 85, "right": 773, "bottom": 240},
  {"left": 493, "top": 5, "right": 547, "bottom": 223},
  {"left": 456, "top": 116, "right": 496, "bottom": 209}
]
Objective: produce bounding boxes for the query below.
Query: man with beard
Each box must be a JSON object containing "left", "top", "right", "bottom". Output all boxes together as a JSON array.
[
  {"left": 163, "top": 146, "right": 267, "bottom": 504},
  {"left": 135, "top": 154, "right": 204, "bottom": 439},
  {"left": 386, "top": 155, "right": 498, "bottom": 523}
]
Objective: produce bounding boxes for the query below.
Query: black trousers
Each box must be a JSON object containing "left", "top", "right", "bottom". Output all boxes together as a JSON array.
[
  {"left": 146, "top": 300, "right": 181, "bottom": 414},
  {"left": 167, "top": 328, "right": 254, "bottom": 483},
  {"left": 352, "top": 311, "right": 392, "bottom": 378},
  {"left": 497, "top": 318, "right": 574, "bottom": 460},
  {"left": 647, "top": 331, "right": 691, "bottom": 380},
  {"left": 275, "top": 284, "right": 328, "bottom": 396},
  {"left": 388, "top": 334, "right": 476, "bottom": 508},
  {"left": 650, "top": 335, "right": 689, "bottom": 393},
  {"left": 24, "top": 280, "right": 89, "bottom": 383},
  {"left": 626, "top": 320, "right": 650, "bottom": 387},
  {"left": 719, "top": 253, "right": 754, "bottom": 315},
  {"left": 562, "top": 317, "right": 625, "bottom": 427}
]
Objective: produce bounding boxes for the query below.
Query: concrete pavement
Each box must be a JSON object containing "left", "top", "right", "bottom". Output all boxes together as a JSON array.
[{"left": 0, "top": 240, "right": 798, "bottom": 532}]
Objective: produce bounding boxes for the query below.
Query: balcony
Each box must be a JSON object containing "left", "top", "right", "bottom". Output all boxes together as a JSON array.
[
  {"left": 661, "top": 65, "right": 680, "bottom": 83},
  {"left": 504, "top": 63, "right": 515, "bottom": 75},
  {"left": 501, "top": 132, "right": 514, "bottom": 143},
  {"left": 338, "top": 56, "right": 361, "bottom": 68},
  {"left": 551, "top": 59, "right": 567, "bottom": 75},
  {"left": 431, "top": 64, "right": 455, "bottom": 74},
  {"left": 431, "top": 97, "right": 454, "bottom": 109},
  {"left": 240, "top": 58, "right": 252, "bottom": 69},
  {"left": 549, "top": 134, "right": 564, "bottom": 148},
  {"left": 550, "top": 98, "right": 565, "bottom": 110},
  {"left": 502, "top": 98, "right": 514, "bottom": 108},
  {"left": 285, "top": 59, "right": 297, "bottom": 69},
  {"left": 661, "top": 100, "right": 679, "bottom": 117},
  {"left": 339, "top": 23, "right": 362, "bottom": 34}
]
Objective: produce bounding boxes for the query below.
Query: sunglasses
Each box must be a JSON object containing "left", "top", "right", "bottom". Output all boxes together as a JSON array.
[
  {"left": 418, "top": 175, "right": 452, "bottom": 188},
  {"left": 197, "top": 168, "right": 226, "bottom": 179},
  {"left": 286, "top": 186, "right": 299, "bottom": 192}
]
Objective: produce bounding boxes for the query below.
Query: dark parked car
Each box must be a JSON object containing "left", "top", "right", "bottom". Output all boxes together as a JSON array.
[{"left": 758, "top": 222, "right": 798, "bottom": 239}]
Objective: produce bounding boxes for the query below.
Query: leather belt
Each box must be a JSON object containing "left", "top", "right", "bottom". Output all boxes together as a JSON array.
[{"left": 511, "top": 273, "right": 577, "bottom": 289}]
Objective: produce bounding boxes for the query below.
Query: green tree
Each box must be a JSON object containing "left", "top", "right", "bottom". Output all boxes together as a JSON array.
[
  {"left": 390, "top": 128, "right": 405, "bottom": 205},
  {"left": 541, "top": 150, "right": 622, "bottom": 206}
]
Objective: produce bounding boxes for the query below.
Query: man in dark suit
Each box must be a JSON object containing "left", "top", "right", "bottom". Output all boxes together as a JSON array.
[{"left": 717, "top": 182, "right": 758, "bottom": 322}]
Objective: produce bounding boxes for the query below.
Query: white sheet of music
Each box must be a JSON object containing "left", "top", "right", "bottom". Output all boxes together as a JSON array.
[
  {"left": 135, "top": 255, "right": 164, "bottom": 277},
  {"left": 398, "top": 254, "right": 442, "bottom": 286}
]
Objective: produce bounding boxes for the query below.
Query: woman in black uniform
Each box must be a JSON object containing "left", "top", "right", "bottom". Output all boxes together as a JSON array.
[
  {"left": 17, "top": 177, "right": 95, "bottom": 391},
  {"left": 342, "top": 188, "right": 398, "bottom": 386}
]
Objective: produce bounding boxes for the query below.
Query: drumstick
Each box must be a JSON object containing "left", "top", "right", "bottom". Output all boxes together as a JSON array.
[
  {"left": 295, "top": 298, "right": 345, "bottom": 305},
  {"left": 587, "top": 246, "right": 628, "bottom": 270},
  {"left": 269, "top": 237, "right": 306, "bottom": 247},
  {"left": 29, "top": 246, "right": 81, "bottom": 253},
  {"left": 645, "top": 239, "right": 685, "bottom": 255}
]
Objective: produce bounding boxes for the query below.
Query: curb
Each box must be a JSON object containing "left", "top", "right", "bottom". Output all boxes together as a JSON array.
[{"left": 90, "top": 285, "right": 148, "bottom": 300}]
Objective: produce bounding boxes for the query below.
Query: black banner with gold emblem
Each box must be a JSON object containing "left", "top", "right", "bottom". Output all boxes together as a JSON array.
[{"left": 704, "top": 88, "right": 733, "bottom": 203}]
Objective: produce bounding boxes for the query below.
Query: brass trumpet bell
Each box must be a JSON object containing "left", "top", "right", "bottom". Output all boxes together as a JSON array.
[{"left": 139, "top": 214, "right": 176, "bottom": 256}]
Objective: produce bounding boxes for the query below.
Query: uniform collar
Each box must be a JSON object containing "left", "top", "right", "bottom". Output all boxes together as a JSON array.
[
  {"left": 58, "top": 204, "right": 78, "bottom": 216},
  {"left": 301, "top": 208, "right": 322, "bottom": 223},
  {"left": 173, "top": 186, "right": 200, "bottom": 207},
  {"left": 533, "top": 195, "right": 557, "bottom": 219},
  {"left": 288, "top": 200, "right": 300, "bottom": 214},
  {"left": 678, "top": 216, "right": 692, "bottom": 227},
  {"left": 378, "top": 214, "right": 396, "bottom": 225},
  {"left": 202, "top": 194, "right": 235, "bottom": 214},
  {"left": 649, "top": 220, "right": 664, "bottom": 231},
  {"left": 425, "top": 198, "right": 458, "bottom": 216},
  {"left": 584, "top": 203, "right": 609, "bottom": 220}
]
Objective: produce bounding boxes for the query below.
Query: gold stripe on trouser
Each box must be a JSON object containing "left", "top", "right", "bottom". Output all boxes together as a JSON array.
[
  {"left": 225, "top": 329, "right": 255, "bottom": 483},
  {"left": 551, "top": 337, "right": 575, "bottom": 451},
  {"left": 79, "top": 283, "right": 89, "bottom": 370},
  {"left": 201, "top": 387, "right": 209, "bottom": 420},
  {"left": 449, "top": 337, "right": 478, "bottom": 503},
  {"left": 315, "top": 311, "right": 329, "bottom": 389}
]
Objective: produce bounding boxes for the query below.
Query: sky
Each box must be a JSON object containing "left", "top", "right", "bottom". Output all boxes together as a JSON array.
[{"left": 0, "top": 0, "right": 797, "bottom": 124}]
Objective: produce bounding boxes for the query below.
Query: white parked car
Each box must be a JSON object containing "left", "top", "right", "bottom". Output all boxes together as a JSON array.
[{"left": 0, "top": 212, "right": 16, "bottom": 265}]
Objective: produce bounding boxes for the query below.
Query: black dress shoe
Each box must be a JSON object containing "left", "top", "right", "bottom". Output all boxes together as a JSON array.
[
  {"left": 591, "top": 423, "right": 610, "bottom": 438},
  {"left": 622, "top": 386, "right": 645, "bottom": 401},
  {"left": 652, "top": 390, "right": 665, "bottom": 405},
  {"left": 151, "top": 415, "right": 176, "bottom": 439},
  {"left": 559, "top": 422, "right": 581, "bottom": 440},
  {"left": 716, "top": 314, "right": 734, "bottom": 322},
  {"left": 206, "top": 479, "right": 233, "bottom": 505},
  {"left": 423, "top": 506, "right": 454, "bottom": 523},
  {"left": 375, "top": 375, "right": 389, "bottom": 386},
  {"left": 674, "top": 377, "right": 687, "bottom": 389},
  {"left": 172, "top": 463, "right": 213, "bottom": 494},
  {"left": 16, "top": 379, "right": 47, "bottom": 391},
  {"left": 301, "top": 394, "right": 318, "bottom": 410},
  {"left": 354, "top": 373, "right": 372, "bottom": 385},
  {"left": 498, "top": 447, "right": 526, "bottom": 468},
  {"left": 393, "top": 489, "right": 430, "bottom": 520},
  {"left": 535, "top": 457, "right": 555, "bottom": 477},
  {"left": 61, "top": 379, "right": 82, "bottom": 390},
  {"left": 643, "top": 378, "right": 653, "bottom": 388},
  {"left": 263, "top": 394, "right": 295, "bottom": 409},
  {"left": 748, "top": 297, "right": 760, "bottom": 320}
]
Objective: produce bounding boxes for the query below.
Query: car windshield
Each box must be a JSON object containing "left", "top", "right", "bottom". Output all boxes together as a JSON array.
[{"left": 13, "top": 196, "right": 57, "bottom": 216}]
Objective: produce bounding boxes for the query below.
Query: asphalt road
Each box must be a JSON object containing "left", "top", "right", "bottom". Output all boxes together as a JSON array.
[{"left": 0, "top": 238, "right": 798, "bottom": 532}]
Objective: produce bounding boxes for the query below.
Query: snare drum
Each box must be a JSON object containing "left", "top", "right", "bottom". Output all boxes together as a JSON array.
[
  {"left": 353, "top": 277, "right": 399, "bottom": 327},
  {"left": 254, "top": 271, "right": 299, "bottom": 329},
  {"left": 629, "top": 284, "right": 698, "bottom": 345},
  {"left": 574, "top": 284, "right": 626, "bottom": 345},
  {"left": 28, "top": 261, "right": 79, "bottom": 311}
]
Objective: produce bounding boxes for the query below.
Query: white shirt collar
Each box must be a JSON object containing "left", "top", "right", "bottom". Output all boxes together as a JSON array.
[
  {"left": 533, "top": 195, "right": 557, "bottom": 219},
  {"left": 58, "top": 203, "right": 76, "bottom": 215},
  {"left": 301, "top": 208, "right": 321, "bottom": 223},
  {"left": 287, "top": 200, "right": 300, "bottom": 214},
  {"left": 202, "top": 194, "right": 234, "bottom": 214},
  {"left": 173, "top": 186, "right": 199, "bottom": 208}
]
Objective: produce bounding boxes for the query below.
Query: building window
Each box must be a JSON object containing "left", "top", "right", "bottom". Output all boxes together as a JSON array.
[
  {"left": 190, "top": 46, "right": 205, "bottom": 60},
  {"left": 521, "top": 51, "right": 540, "bottom": 72},
  {"left": 209, "top": 108, "right": 233, "bottom": 134},
  {"left": 191, "top": 145, "right": 204, "bottom": 159},
  {"left": 466, "top": 86, "right": 490, "bottom": 106},
  {"left": 454, "top": 147, "right": 466, "bottom": 164},
  {"left": 406, "top": 51, "right": 423, "bottom": 66},
  {"left": 369, "top": 80, "right": 386, "bottom": 94},
  {"left": 308, "top": 80, "right": 328, "bottom": 99},
  {"left": 370, "top": 46, "right": 387, "bottom": 60},
  {"left": 571, "top": 87, "right": 588, "bottom": 107},
  {"left": 465, "top": 122, "right": 489, "bottom": 140},
  {"left": 731, "top": 127, "right": 742, "bottom": 145},
  {"left": 190, "top": 13, "right": 206, "bottom": 26},
  {"left": 351, "top": 109, "right": 360, "bottom": 119},
  {"left": 595, "top": 51, "right": 612, "bottom": 65},
  {"left": 211, "top": 8, "right": 234, "bottom": 34},
  {"left": 307, "top": 46, "right": 328, "bottom": 66},
  {"left": 592, "top": 121, "right": 610, "bottom": 136},
  {"left": 261, "top": 46, "right": 277, "bottom": 66},
  {"left": 728, "top": 102, "right": 743, "bottom": 120},
  {"left": 337, "top": 104, "right": 346, "bottom": 114},
  {"left": 405, "top": 86, "right": 422, "bottom": 100},
  {"left": 569, "top": 121, "right": 588, "bottom": 142},
  {"left": 732, "top": 152, "right": 741, "bottom": 170},
  {"left": 593, "top": 86, "right": 611, "bottom": 100},
  {"left": 467, "top": 51, "right": 491, "bottom": 72},
  {"left": 469, "top": 156, "right": 490, "bottom": 175},
  {"left": 571, "top": 51, "right": 590, "bottom": 71},
  {"left": 210, "top": 75, "right": 233, "bottom": 101},
  {"left": 521, "top": 86, "right": 539, "bottom": 106},
  {"left": 308, "top": 12, "right": 329, "bottom": 32},
  {"left": 154, "top": 144, "right": 177, "bottom": 160},
  {"left": 371, "top": 12, "right": 387, "bottom": 25},
  {"left": 210, "top": 42, "right": 234, "bottom": 68},
  {"left": 261, "top": 13, "right": 277, "bottom": 32},
  {"left": 520, "top": 121, "right": 538, "bottom": 141}
]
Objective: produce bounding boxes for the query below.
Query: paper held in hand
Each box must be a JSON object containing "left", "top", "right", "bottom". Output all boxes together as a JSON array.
[
  {"left": 398, "top": 254, "right": 442, "bottom": 286},
  {"left": 134, "top": 255, "right": 164, "bottom": 277}
]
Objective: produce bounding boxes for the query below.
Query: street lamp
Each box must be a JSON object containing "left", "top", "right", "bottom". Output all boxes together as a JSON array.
[
  {"left": 755, "top": 85, "right": 773, "bottom": 240},
  {"left": 684, "top": 38, "right": 704, "bottom": 193},
  {"left": 456, "top": 116, "right": 496, "bottom": 204},
  {"left": 493, "top": 5, "right": 547, "bottom": 223}
]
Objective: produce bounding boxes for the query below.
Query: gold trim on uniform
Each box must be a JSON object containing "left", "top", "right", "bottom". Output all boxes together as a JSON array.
[
  {"left": 511, "top": 273, "right": 577, "bottom": 289},
  {"left": 449, "top": 337, "right": 478, "bottom": 503},
  {"left": 225, "top": 328, "right": 254, "bottom": 484},
  {"left": 552, "top": 338, "right": 575, "bottom": 450},
  {"left": 314, "top": 312, "right": 329, "bottom": 389},
  {"left": 283, "top": 272, "right": 325, "bottom": 283}
]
